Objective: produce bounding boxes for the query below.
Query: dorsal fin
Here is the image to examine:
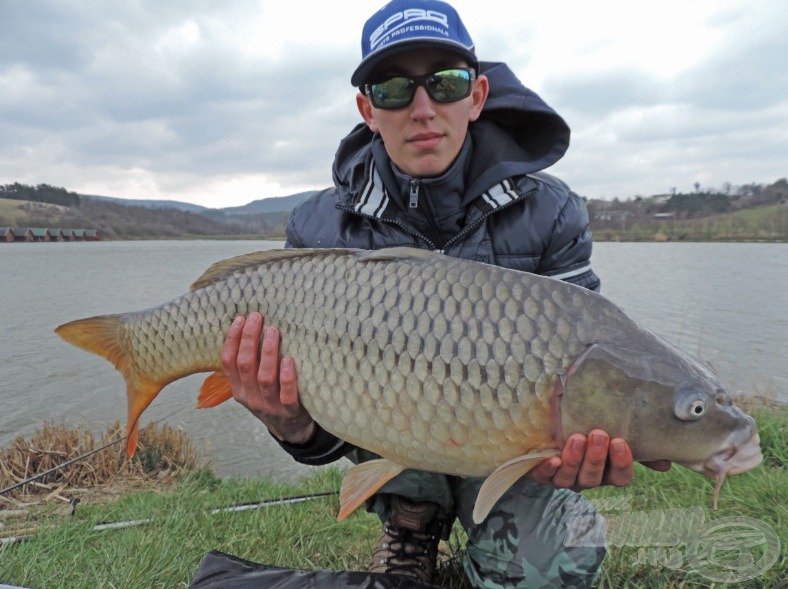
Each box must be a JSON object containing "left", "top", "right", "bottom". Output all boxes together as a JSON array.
[
  {"left": 189, "top": 248, "right": 357, "bottom": 290},
  {"left": 190, "top": 247, "right": 443, "bottom": 291},
  {"left": 357, "top": 247, "right": 444, "bottom": 263}
]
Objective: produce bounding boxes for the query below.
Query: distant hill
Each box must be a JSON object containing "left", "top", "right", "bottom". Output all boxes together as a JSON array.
[
  {"left": 79, "top": 191, "right": 315, "bottom": 216},
  {"left": 1, "top": 195, "right": 251, "bottom": 240},
  {"left": 2, "top": 185, "right": 321, "bottom": 240},
  {"left": 80, "top": 194, "right": 209, "bottom": 213},
  {"left": 588, "top": 179, "right": 788, "bottom": 241},
  {"left": 219, "top": 192, "right": 316, "bottom": 215}
]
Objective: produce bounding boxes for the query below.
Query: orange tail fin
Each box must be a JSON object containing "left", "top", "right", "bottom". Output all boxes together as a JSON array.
[
  {"left": 197, "top": 371, "right": 234, "bottom": 408},
  {"left": 55, "top": 315, "right": 164, "bottom": 457}
]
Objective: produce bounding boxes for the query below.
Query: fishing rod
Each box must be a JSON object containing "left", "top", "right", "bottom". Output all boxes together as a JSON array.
[
  {"left": 210, "top": 491, "right": 339, "bottom": 515},
  {"left": 0, "top": 436, "right": 124, "bottom": 497},
  {"left": 1, "top": 406, "right": 187, "bottom": 497},
  {"left": 0, "top": 490, "right": 339, "bottom": 546}
]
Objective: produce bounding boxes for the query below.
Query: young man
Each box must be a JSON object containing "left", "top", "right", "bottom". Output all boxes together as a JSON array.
[{"left": 222, "top": 1, "right": 670, "bottom": 587}]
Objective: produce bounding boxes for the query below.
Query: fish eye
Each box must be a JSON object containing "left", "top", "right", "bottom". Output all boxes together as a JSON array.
[
  {"left": 674, "top": 389, "right": 708, "bottom": 421},
  {"left": 690, "top": 401, "right": 706, "bottom": 416}
]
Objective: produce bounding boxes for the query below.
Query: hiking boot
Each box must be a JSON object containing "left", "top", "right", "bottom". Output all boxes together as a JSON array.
[{"left": 370, "top": 496, "right": 442, "bottom": 584}]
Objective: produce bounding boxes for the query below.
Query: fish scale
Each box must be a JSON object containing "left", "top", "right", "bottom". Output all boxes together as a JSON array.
[
  {"left": 265, "top": 255, "right": 570, "bottom": 476},
  {"left": 55, "top": 247, "right": 762, "bottom": 524}
]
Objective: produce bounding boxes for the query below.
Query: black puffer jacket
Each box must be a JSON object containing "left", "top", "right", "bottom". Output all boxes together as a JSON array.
[{"left": 278, "top": 62, "right": 599, "bottom": 465}]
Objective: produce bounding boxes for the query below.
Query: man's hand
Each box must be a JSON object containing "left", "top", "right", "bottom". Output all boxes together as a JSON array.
[
  {"left": 529, "top": 430, "right": 672, "bottom": 491},
  {"left": 221, "top": 312, "right": 315, "bottom": 444}
]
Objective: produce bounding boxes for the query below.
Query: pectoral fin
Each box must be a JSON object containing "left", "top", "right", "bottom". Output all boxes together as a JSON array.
[
  {"left": 338, "top": 459, "right": 406, "bottom": 521},
  {"left": 473, "top": 450, "right": 561, "bottom": 524},
  {"left": 197, "top": 371, "right": 233, "bottom": 408}
]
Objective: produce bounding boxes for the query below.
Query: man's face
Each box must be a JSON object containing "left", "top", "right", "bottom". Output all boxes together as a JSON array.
[{"left": 356, "top": 47, "right": 488, "bottom": 178}]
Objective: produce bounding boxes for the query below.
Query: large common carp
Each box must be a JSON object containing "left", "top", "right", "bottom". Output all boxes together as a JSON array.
[{"left": 56, "top": 248, "right": 762, "bottom": 523}]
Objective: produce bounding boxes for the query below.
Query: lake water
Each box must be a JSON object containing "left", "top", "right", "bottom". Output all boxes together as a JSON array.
[{"left": 0, "top": 240, "right": 785, "bottom": 482}]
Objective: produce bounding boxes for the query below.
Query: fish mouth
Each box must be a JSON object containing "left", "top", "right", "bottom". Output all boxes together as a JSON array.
[
  {"left": 682, "top": 432, "right": 763, "bottom": 509},
  {"left": 702, "top": 432, "right": 763, "bottom": 478}
]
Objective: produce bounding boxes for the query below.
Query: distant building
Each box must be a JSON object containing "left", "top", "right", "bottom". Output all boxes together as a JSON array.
[
  {"left": 648, "top": 194, "right": 672, "bottom": 205},
  {"left": 594, "top": 210, "right": 633, "bottom": 222},
  {"left": 29, "top": 228, "right": 50, "bottom": 242},
  {"left": 0, "top": 227, "right": 100, "bottom": 243},
  {"left": 11, "top": 228, "right": 31, "bottom": 242}
]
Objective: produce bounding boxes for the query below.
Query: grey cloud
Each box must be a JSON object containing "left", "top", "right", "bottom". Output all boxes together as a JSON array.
[
  {"left": 542, "top": 69, "right": 665, "bottom": 121},
  {"left": 674, "top": 37, "right": 788, "bottom": 112},
  {"left": 542, "top": 4, "right": 788, "bottom": 123},
  {"left": 0, "top": 1, "right": 362, "bottom": 196},
  {"left": 0, "top": 2, "right": 97, "bottom": 71},
  {"left": 1, "top": 1, "right": 784, "bottom": 205}
]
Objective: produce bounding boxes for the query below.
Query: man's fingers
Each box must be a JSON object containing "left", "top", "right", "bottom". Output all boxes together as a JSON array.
[
  {"left": 604, "top": 439, "right": 634, "bottom": 486},
  {"left": 279, "top": 357, "right": 300, "bottom": 409},
  {"left": 220, "top": 314, "right": 315, "bottom": 444},
  {"left": 257, "top": 326, "right": 280, "bottom": 390},
  {"left": 551, "top": 435, "right": 586, "bottom": 488},
  {"left": 576, "top": 430, "right": 609, "bottom": 488},
  {"left": 237, "top": 313, "right": 263, "bottom": 379},
  {"left": 221, "top": 316, "right": 245, "bottom": 378},
  {"left": 531, "top": 432, "right": 642, "bottom": 491}
]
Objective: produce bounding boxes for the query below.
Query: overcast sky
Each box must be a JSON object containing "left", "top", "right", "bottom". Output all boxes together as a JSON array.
[{"left": 1, "top": 0, "right": 786, "bottom": 208}]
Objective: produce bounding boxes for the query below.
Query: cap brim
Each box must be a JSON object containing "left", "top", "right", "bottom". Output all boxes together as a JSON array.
[{"left": 351, "top": 40, "right": 478, "bottom": 87}]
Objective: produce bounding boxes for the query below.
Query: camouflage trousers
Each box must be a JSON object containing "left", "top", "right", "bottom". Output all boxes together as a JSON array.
[{"left": 349, "top": 452, "right": 607, "bottom": 589}]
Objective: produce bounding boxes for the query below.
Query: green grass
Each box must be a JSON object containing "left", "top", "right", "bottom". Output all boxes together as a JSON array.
[
  {"left": 1, "top": 409, "right": 785, "bottom": 588},
  {"left": 596, "top": 203, "right": 788, "bottom": 242},
  {"left": 699, "top": 203, "right": 788, "bottom": 240}
]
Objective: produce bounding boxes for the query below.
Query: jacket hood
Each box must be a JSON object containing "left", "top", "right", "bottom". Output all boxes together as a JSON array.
[
  {"left": 474, "top": 61, "right": 570, "bottom": 170},
  {"left": 333, "top": 61, "right": 570, "bottom": 202}
]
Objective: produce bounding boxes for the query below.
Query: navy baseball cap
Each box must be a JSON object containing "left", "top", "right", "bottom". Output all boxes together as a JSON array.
[{"left": 351, "top": 0, "right": 478, "bottom": 87}]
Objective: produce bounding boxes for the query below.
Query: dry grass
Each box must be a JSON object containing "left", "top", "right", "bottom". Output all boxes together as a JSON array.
[
  {"left": 0, "top": 197, "right": 68, "bottom": 227},
  {"left": 0, "top": 421, "right": 203, "bottom": 509}
]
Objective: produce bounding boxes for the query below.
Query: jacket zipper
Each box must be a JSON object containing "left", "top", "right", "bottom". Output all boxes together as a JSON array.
[
  {"left": 410, "top": 180, "right": 446, "bottom": 251},
  {"left": 409, "top": 179, "right": 419, "bottom": 209},
  {"left": 337, "top": 183, "right": 537, "bottom": 254}
]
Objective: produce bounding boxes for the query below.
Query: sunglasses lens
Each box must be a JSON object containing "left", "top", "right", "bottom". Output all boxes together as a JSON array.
[
  {"left": 367, "top": 68, "right": 474, "bottom": 109},
  {"left": 368, "top": 76, "right": 415, "bottom": 110},
  {"left": 426, "top": 69, "right": 472, "bottom": 103}
]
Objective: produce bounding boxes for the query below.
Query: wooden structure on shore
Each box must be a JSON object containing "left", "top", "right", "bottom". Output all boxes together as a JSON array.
[{"left": 0, "top": 227, "right": 100, "bottom": 242}]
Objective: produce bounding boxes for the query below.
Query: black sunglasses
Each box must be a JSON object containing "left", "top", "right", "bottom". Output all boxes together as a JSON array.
[{"left": 364, "top": 68, "right": 476, "bottom": 110}]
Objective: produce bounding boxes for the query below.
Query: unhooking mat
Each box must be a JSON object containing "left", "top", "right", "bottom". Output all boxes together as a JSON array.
[{"left": 188, "top": 550, "right": 441, "bottom": 589}]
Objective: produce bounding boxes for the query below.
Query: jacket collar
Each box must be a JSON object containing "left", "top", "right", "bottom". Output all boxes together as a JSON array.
[{"left": 350, "top": 150, "right": 525, "bottom": 221}]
